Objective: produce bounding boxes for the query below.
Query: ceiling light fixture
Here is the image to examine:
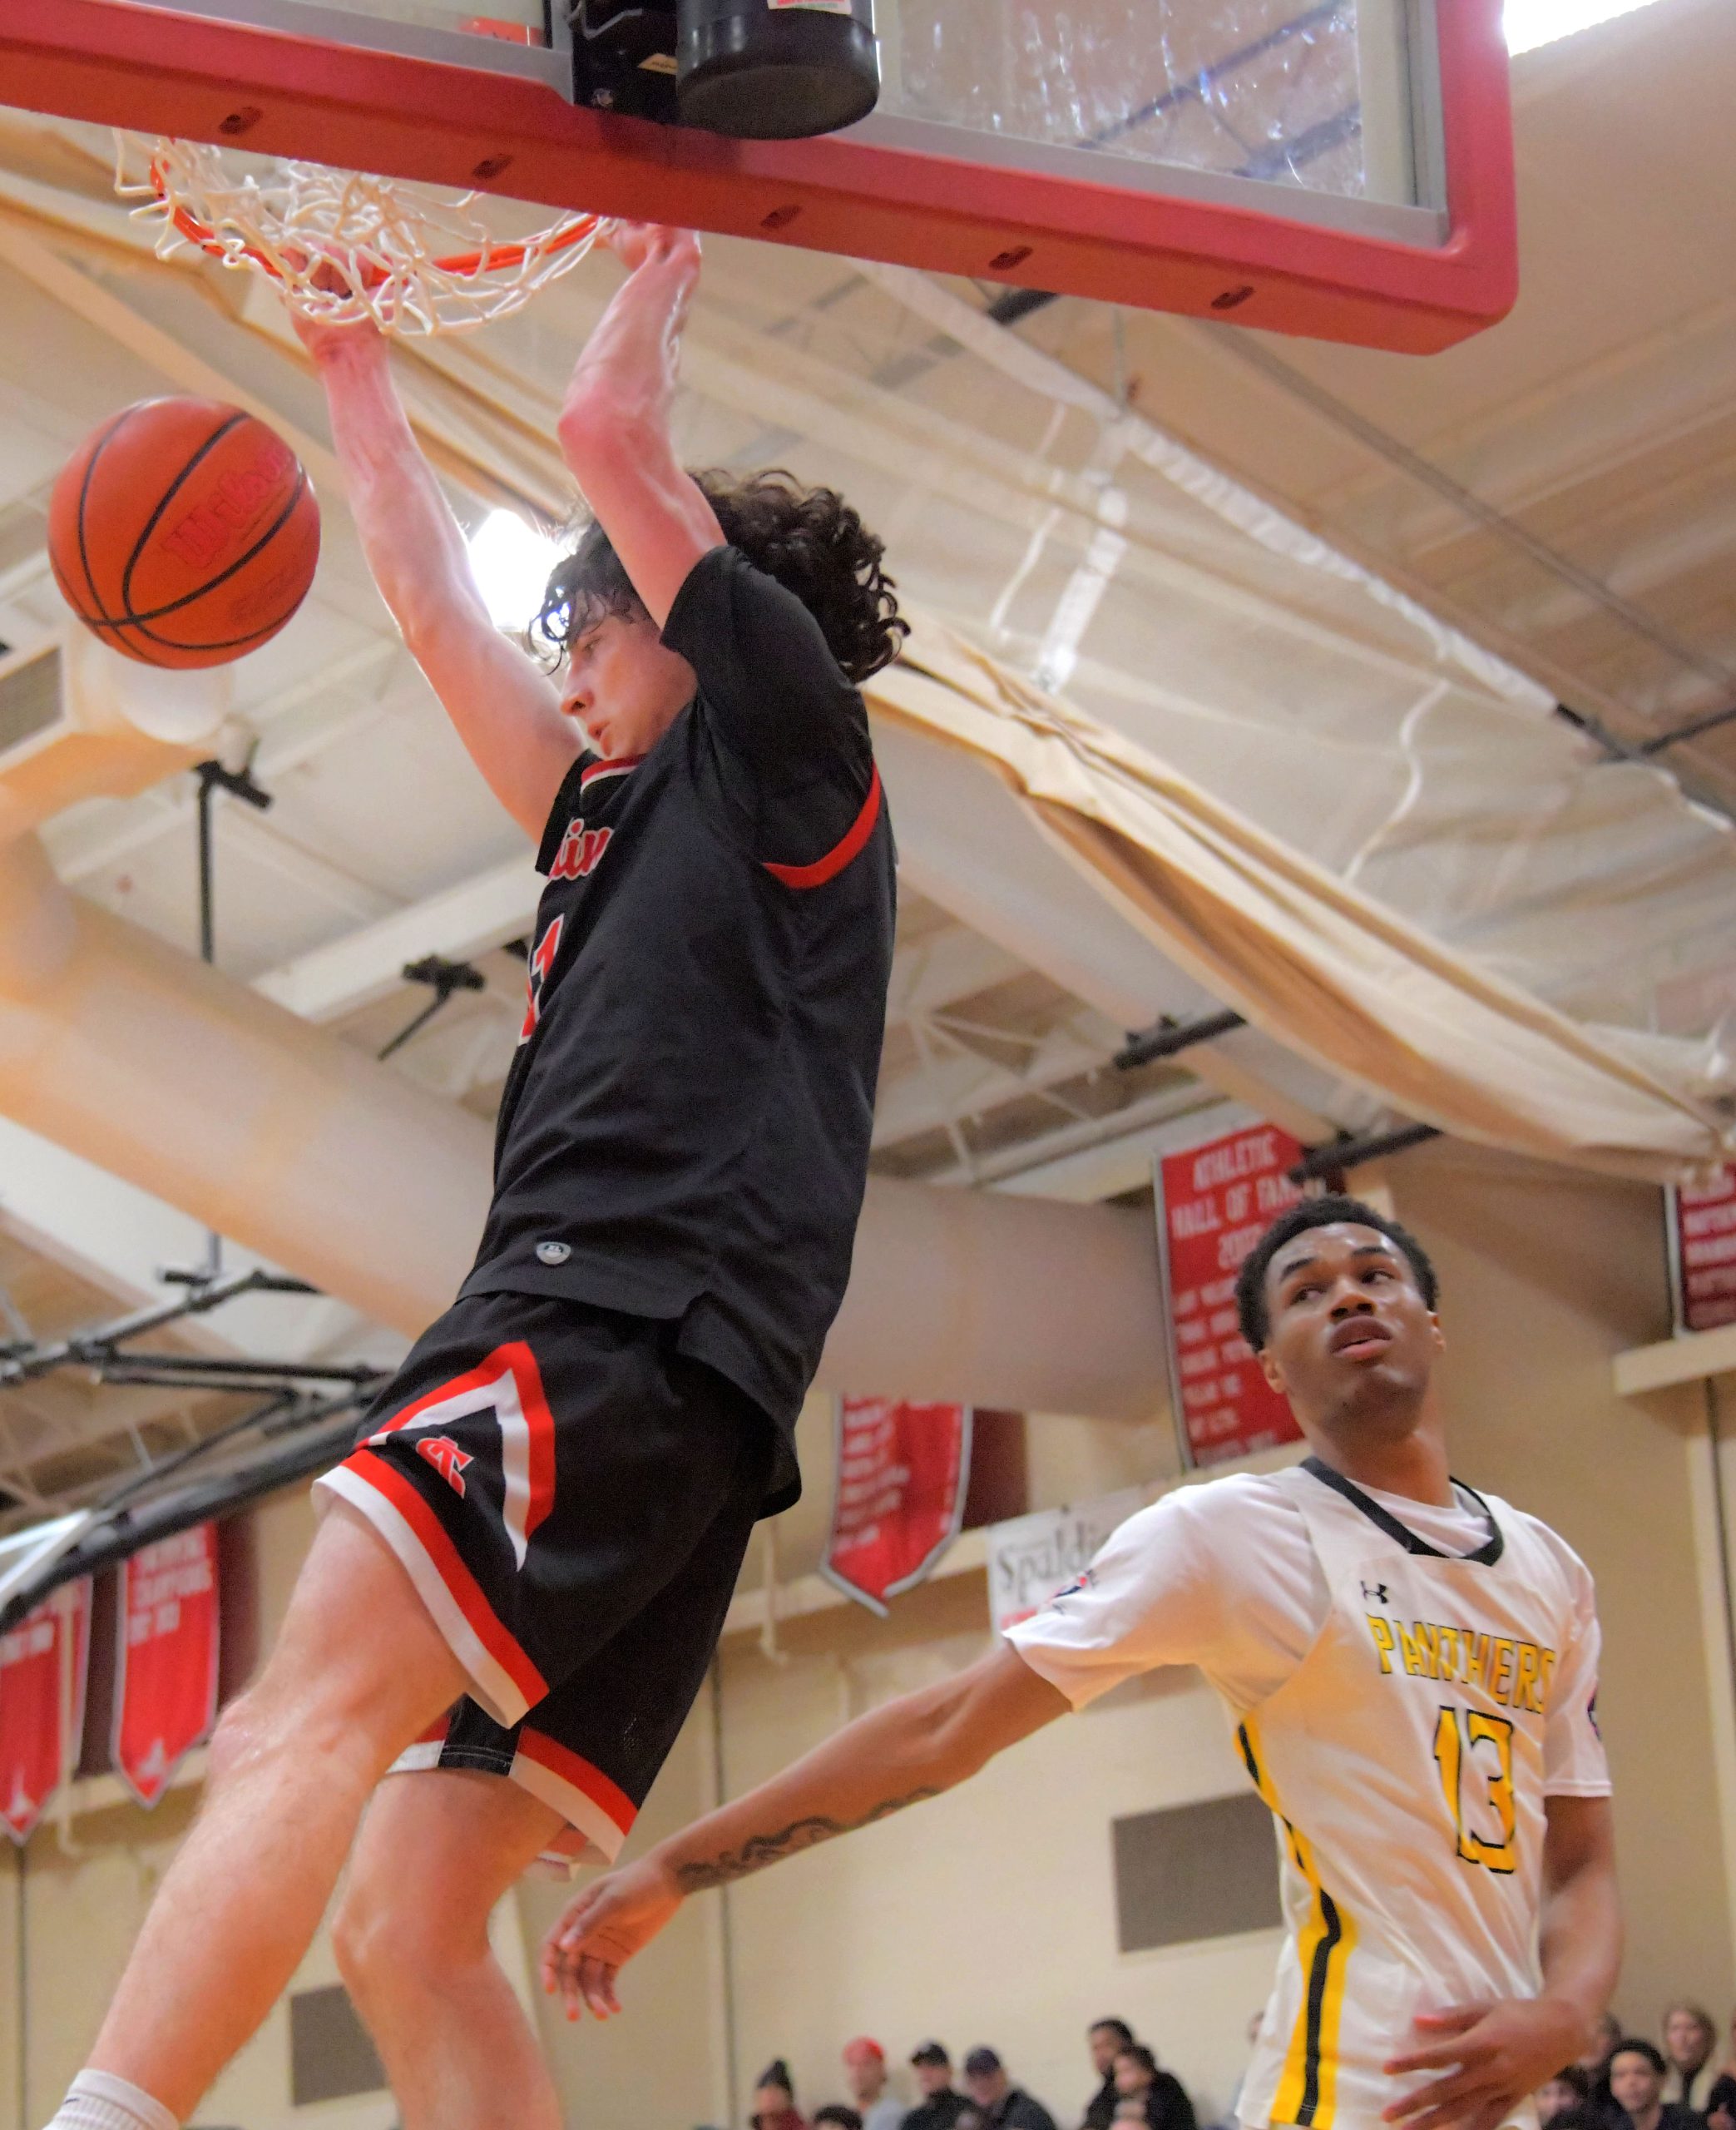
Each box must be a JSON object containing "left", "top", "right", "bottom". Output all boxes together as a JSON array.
[
  {"left": 466, "top": 508, "right": 565, "bottom": 632},
  {"left": 1506, "top": 0, "right": 1667, "bottom": 57}
]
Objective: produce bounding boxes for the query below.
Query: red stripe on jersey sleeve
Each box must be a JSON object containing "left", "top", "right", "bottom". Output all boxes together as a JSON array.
[{"left": 763, "top": 762, "right": 882, "bottom": 890}]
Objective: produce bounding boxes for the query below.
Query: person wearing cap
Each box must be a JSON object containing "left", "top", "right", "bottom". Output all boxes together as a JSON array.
[
  {"left": 903, "top": 2043, "right": 970, "bottom": 2130},
  {"left": 962, "top": 2047, "right": 1059, "bottom": 2130},
  {"left": 843, "top": 2038, "right": 905, "bottom": 2130}
]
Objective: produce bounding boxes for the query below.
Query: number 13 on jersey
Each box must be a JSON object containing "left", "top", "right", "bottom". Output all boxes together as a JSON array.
[{"left": 1433, "top": 1704, "right": 1516, "bottom": 1873}]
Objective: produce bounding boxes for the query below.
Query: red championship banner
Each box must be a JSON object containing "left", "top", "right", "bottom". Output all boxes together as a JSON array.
[
  {"left": 822, "top": 1399, "right": 972, "bottom": 1616},
  {"left": 0, "top": 1578, "right": 91, "bottom": 1844},
  {"left": 1669, "top": 1167, "right": 1736, "bottom": 1334},
  {"left": 113, "top": 1523, "right": 220, "bottom": 1807},
  {"left": 1157, "top": 1122, "right": 1308, "bottom": 1468}
]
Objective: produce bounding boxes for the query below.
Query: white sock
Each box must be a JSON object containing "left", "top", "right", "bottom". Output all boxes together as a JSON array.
[{"left": 44, "top": 2069, "right": 179, "bottom": 2130}]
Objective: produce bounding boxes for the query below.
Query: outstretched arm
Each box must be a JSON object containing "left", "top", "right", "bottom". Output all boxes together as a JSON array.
[
  {"left": 540, "top": 1642, "right": 1067, "bottom": 2019},
  {"left": 294, "top": 315, "right": 578, "bottom": 839},
  {"left": 1383, "top": 1794, "right": 1620, "bottom": 2130},
  {"left": 556, "top": 223, "right": 724, "bottom": 627}
]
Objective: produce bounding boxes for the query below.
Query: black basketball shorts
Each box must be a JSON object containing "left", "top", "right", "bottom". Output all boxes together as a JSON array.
[{"left": 314, "top": 1291, "right": 772, "bottom": 1866}]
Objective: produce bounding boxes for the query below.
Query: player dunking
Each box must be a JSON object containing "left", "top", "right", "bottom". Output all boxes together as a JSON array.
[
  {"left": 42, "top": 223, "right": 900, "bottom": 2130},
  {"left": 546, "top": 1196, "right": 1622, "bottom": 2130}
]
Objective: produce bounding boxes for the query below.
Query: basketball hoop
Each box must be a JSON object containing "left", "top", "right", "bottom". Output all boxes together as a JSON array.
[{"left": 114, "top": 132, "right": 602, "bottom": 335}]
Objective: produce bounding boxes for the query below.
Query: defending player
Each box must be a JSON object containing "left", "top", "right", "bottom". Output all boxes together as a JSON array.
[
  {"left": 43, "top": 222, "right": 900, "bottom": 2130},
  {"left": 544, "top": 1196, "right": 1621, "bottom": 2130}
]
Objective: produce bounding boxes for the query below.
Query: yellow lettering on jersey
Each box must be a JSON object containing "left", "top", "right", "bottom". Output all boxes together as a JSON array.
[
  {"left": 1397, "top": 1621, "right": 1438, "bottom": 1678},
  {"left": 1468, "top": 1711, "right": 1518, "bottom": 1871},
  {"left": 1372, "top": 1617, "right": 1558, "bottom": 1713},
  {"left": 1434, "top": 1704, "right": 1518, "bottom": 1874}
]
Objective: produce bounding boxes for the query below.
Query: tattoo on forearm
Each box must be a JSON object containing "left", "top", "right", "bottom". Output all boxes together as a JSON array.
[{"left": 672, "top": 1788, "right": 941, "bottom": 1893}]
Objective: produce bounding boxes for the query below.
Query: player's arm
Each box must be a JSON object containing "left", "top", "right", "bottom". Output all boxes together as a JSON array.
[
  {"left": 1383, "top": 1793, "right": 1620, "bottom": 2130},
  {"left": 554, "top": 222, "right": 724, "bottom": 629},
  {"left": 539, "top": 1643, "right": 1066, "bottom": 2019},
  {"left": 294, "top": 315, "right": 578, "bottom": 839}
]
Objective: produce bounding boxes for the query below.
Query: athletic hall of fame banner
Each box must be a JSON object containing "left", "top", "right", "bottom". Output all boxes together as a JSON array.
[
  {"left": 0, "top": 1577, "right": 91, "bottom": 1844},
  {"left": 822, "top": 1398, "right": 972, "bottom": 1616},
  {"left": 1669, "top": 1165, "right": 1736, "bottom": 1334},
  {"left": 113, "top": 1523, "right": 220, "bottom": 1808},
  {"left": 1156, "top": 1122, "right": 1308, "bottom": 1469}
]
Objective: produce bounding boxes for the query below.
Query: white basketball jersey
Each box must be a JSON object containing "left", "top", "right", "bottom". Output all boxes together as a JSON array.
[{"left": 1234, "top": 1461, "right": 1588, "bottom": 2130}]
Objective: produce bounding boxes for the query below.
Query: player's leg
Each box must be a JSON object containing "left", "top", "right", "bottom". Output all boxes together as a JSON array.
[
  {"left": 334, "top": 1764, "right": 564, "bottom": 2130},
  {"left": 77, "top": 1504, "right": 467, "bottom": 2122},
  {"left": 329, "top": 1339, "right": 774, "bottom": 2130}
]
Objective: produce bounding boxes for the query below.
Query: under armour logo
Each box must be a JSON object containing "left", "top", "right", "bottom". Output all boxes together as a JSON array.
[
  {"left": 418, "top": 1435, "right": 473, "bottom": 1497},
  {"left": 1362, "top": 1580, "right": 1390, "bottom": 1604},
  {"left": 536, "top": 1240, "right": 571, "bottom": 1265}
]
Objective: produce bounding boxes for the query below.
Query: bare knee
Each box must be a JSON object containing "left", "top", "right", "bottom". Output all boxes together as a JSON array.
[{"left": 334, "top": 1858, "right": 492, "bottom": 2009}]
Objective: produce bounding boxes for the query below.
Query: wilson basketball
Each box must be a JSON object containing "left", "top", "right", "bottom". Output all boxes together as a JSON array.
[{"left": 47, "top": 397, "right": 319, "bottom": 669}]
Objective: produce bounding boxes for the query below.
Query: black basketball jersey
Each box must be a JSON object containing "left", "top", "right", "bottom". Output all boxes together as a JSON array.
[{"left": 459, "top": 544, "right": 897, "bottom": 1512}]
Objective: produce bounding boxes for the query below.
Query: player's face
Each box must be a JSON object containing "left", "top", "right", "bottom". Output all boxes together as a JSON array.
[
  {"left": 560, "top": 610, "right": 695, "bottom": 761},
  {"left": 1258, "top": 1222, "right": 1443, "bottom": 1429},
  {"left": 1115, "top": 2055, "right": 1152, "bottom": 2097},
  {"left": 914, "top": 2063, "right": 952, "bottom": 2097},
  {"left": 1091, "top": 2028, "right": 1124, "bottom": 2076}
]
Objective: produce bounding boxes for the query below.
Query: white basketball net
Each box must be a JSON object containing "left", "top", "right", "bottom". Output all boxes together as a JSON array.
[{"left": 115, "top": 132, "right": 602, "bottom": 335}]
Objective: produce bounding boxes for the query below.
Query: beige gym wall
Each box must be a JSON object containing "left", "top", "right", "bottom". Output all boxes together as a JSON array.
[{"left": 4, "top": 1146, "right": 1729, "bottom": 2130}]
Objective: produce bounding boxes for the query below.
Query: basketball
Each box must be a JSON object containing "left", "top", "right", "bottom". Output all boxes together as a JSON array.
[{"left": 47, "top": 396, "right": 319, "bottom": 669}]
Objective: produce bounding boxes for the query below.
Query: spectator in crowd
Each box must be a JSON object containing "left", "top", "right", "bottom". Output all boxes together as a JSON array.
[
  {"left": 1609, "top": 2039, "right": 1699, "bottom": 2130},
  {"left": 844, "top": 2038, "right": 906, "bottom": 2130},
  {"left": 1705, "top": 2013, "right": 1736, "bottom": 2130},
  {"left": 815, "top": 2111, "right": 864, "bottom": 2130},
  {"left": 1537, "top": 2066, "right": 1595, "bottom": 2125},
  {"left": 1583, "top": 2013, "right": 1626, "bottom": 2116},
  {"left": 962, "top": 2047, "right": 1059, "bottom": 2130},
  {"left": 1083, "top": 2022, "right": 1137, "bottom": 2130},
  {"left": 754, "top": 2061, "right": 811, "bottom": 2130},
  {"left": 904, "top": 2043, "right": 969, "bottom": 2130},
  {"left": 1664, "top": 2006, "right": 1719, "bottom": 2112},
  {"left": 1113, "top": 2047, "right": 1196, "bottom": 2130}
]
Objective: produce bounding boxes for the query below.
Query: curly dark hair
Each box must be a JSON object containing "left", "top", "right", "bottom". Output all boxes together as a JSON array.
[
  {"left": 1234, "top": 1193, "right": 1438, "bottom": 1353},
  {"left": 535, "top": 470, "right": 907, "bottom": 684}
]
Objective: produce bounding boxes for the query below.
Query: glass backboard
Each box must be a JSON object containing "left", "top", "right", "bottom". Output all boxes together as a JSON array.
[{"left": 1, "top": 0, "right": 1516, "bottom": 351}]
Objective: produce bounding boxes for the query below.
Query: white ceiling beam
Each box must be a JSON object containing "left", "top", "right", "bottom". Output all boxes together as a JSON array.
[
  {"left": 888, "top": 926, "right": 1028, "bottom": 1021},
  {"left": 873, "top": 1024, "right": 1115, "bottom": 1149},
  {"left": 255, "top": 854, "right": 542, "bottom": 1021},
  {"left": 0, "top": 1117, "right": 374, "bottom": 1367}
]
